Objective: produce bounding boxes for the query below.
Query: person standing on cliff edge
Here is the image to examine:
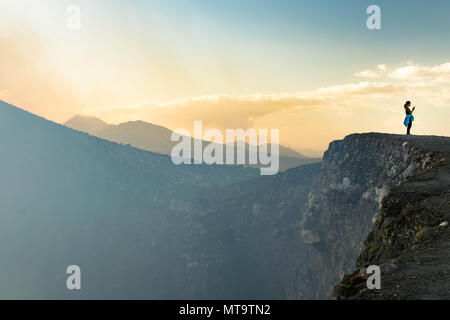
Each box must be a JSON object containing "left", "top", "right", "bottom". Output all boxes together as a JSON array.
[{"left": 404, "top": 101, "right": 415, "bottom": 135}]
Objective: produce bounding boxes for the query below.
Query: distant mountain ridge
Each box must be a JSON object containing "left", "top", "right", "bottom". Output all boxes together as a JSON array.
[{"left": 65, "top": 115, "right": 320, "bottom": 171}]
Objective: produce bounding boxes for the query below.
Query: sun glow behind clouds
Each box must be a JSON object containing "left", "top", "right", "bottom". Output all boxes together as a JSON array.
[
  {"left": 80, "top": 61, "right": 450, "bottom": 153},
  {"left": 1, "top": 1, "right": 450, "bottom": 154}
]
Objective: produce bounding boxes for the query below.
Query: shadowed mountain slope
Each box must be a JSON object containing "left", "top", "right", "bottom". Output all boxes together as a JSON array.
[
  {"left": 0, "top": 100, "right": 261, "bottom": 299},
  {"left": 65, "top": 115, "right": 320, "bottom": 171}
]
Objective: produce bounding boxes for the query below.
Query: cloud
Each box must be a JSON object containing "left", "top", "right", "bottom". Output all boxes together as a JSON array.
[
  {"left": 81, "top": 60, "right": 450, "bottom": 154},
  {"left": 377, "top": 64, "right": 388, "bottom": 72},
  {"left": 87, "top": 81, "right": 411, "bottom": 130},
  {"left": 351, "top": 61, "right": 450, "bottom": 107},
  {"left": 388, "top": 62, "right": 450, "bottom": 80},
  {"left": 88, "top": 93, "right": 324, "bottom": 129},
  {"left": 356, "top": 64, "right": 389, "bottom": 78},
  {"left": 89, "top": 69, "right": 450, "bottom": 129},
  {"left": 358, "top": 61, "right": 450, "bottom": 81},
  {"left": 356, "top": 70, "right": 381, "bottom": 78},
  {"left": 314, "top": 81, "right": 404, "bottom": 96}
]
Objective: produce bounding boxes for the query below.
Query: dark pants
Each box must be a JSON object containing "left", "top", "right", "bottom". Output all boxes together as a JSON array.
[{"left": 407, "top": 121, "right": 412, "bottom": 135}]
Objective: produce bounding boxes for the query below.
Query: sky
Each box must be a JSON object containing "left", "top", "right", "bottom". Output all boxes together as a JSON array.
[{"left": 1, "top": 0, "right": 450, "bottom": 156}]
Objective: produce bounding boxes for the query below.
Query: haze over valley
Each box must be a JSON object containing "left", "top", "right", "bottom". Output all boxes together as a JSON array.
[{"left": 1, "top": 0, "right": 450, "bottom": 301}]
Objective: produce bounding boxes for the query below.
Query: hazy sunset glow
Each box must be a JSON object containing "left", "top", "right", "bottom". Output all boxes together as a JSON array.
[{"left": 1, "top": 0, "right": 450, "bottom": 156}]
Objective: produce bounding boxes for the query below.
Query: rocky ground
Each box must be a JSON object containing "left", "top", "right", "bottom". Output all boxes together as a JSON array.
[{"left": 334, "top": 134, "right": 450, "bottom": 300}]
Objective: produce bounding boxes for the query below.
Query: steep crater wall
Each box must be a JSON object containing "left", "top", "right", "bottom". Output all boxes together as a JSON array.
[
  {"left": 299, "top": 133, "right": 446, "bottom": 298},
  {"left": 190, "top": 133, "right": 448, "bottom": 299}
]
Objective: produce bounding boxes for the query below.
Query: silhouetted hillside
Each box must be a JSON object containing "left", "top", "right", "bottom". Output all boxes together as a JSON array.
[
  {"left": 65, "top": 115, "right": 320, "bottom": 171},
  {"left": 0, "top": 100, "right": 260, "bottom": 299},
  {"left": 64, "top": 115, "right": 110, "bottom": 133}
]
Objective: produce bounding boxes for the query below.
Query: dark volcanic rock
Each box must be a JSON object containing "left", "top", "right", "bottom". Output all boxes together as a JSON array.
[
  {"left": 299, "top": 133, "right": 450, "bottom": 299},
  {"left": 203, "top": 132, "right": 450, "bottom": 299},
  {"left": 331, "top": 134, "right": 450, "bottom": 300}
]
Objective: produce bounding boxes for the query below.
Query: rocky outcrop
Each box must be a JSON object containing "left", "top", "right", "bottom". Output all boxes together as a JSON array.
[
  {"left": 326, "top": 134, "right": 450, "bottom": 299},
  {"left": 190, "top": 133, "right": 450, "bottom": 300},
  {"left": 191, "top": 133, "right": 450, "bottom": 299},
  {"left": 299, "top": 133, "right": 450, "bottom": 299}
]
